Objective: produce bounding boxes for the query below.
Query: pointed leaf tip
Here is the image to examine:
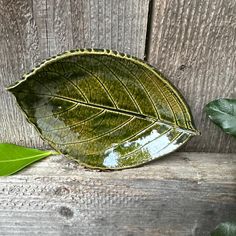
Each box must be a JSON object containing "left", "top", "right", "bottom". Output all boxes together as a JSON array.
[{"left": 0, "top": 143, "right": 56, "bottom": 176}]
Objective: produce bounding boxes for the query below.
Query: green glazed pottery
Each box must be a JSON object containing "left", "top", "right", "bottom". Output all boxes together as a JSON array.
[{"left": 7, "top": 49, "right": 199, "bottom": 169}]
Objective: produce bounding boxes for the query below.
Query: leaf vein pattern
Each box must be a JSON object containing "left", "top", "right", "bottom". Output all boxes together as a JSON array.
[
  {"left": 44, "top": 110, "right": 105, "bottom": 132},
  {"left": 29, "top": 103, "right": 79, "bottom": 120},
  {"left": 64, "top": 61, "right": 119, "bottom": 108},
  {"left": 56, "top": 116, "right": 135, "bottom": 145},
  {"left": 22, "top": 97, "right": 54, "bottom": 111},
  {"left": 59, "top": 61, "right": 93, "bottom": 102},
  {"left": 115, "top": 59, "right": 161, "bottom": 119},
  {"left": 16, "top": 91, "right": 151, "bottom": 120},
  {"left": 91, "top": 56, "right": 142, "bottom": 113},
  {"left": 44, "top": 68, "right": 89, "bottom": 102},
  {"left": 139, "top": 68, "right": 179, "bottom": 125}
]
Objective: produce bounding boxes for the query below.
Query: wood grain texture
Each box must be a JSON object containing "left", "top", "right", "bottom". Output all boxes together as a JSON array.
[
  {"left": 147, "top": 0, "right": 236, "bottom": 153},
  {"left": 0, "top": 0, "right": 149, "bottom": 148},
  {"left": 0, "top": 152, "right": 235, "bottom": 236}
]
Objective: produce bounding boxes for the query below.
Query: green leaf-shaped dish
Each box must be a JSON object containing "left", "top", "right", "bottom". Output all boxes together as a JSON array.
[{"left": 7, "top": 49, "right": 199, "bottom": 169}]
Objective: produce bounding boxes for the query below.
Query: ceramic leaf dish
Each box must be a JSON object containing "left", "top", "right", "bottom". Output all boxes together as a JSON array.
[{"left": 8, "top": 49, "right": 199, "bottom": 169}]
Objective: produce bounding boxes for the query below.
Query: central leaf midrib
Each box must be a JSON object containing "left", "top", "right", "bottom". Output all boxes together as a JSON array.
[
  {"left": 15, "top": 91, "right": 197, "bottom": 134},
  {"left": 0, "top": 152, "right": 51, "bottom": 162},
  {"left": 209, "top": 107, "right": 236, "bottom": 118},
  {"left": 16, "top": 91, "right": 154, "bottom": 120}
]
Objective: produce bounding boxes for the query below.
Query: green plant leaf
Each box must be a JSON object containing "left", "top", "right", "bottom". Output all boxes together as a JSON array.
[
  {"left": 0, "top": 143, "right": 56, "bottom": 176},
  {"left": 205, "top": 98, "right": 236, "bottom": 137},
  {"left": 211, "top": 222, "right": 236, "bottom": 236},
  {"left": 7, "top": 49, "right": 199, "bottom": 169}
]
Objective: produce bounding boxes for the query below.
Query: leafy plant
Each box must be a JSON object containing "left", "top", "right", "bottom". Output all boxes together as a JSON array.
[
  {"left": 0, "top": 143, "right": 57, "bottom": 176},
  {"left": 7, "top": 49, "right": 198, "bottom": 170},
  {"left": 205, "top": 98, "right": 236, "bottom": 137},
  {"left": 206, "top": 100, "right": 236, "bottom": 235},
  {"left": 211, "top": 222, "right": 236, "bottom": 236}
]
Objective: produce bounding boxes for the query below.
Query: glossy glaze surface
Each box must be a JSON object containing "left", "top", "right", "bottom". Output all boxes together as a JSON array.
[{"left": 8, "top": 49, "right": 199, "bottom": 169}]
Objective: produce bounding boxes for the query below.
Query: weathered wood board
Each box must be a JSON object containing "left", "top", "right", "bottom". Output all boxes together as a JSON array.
[
  {"left": 0, "top": 0, "right": 149, "bottom": 148},
  {"left": 147, "top": 0, "right": 236, "bottom": 153},
  {"left": 0, "top": 152, "right": 235, "bottom": 236}
]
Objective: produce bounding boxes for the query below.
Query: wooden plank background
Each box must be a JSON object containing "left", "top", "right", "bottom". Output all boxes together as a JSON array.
[
  {"left": 0, "top": 0, "right": 236, "bottom": 235},
  {"left": 0, "top": 152, "right": 235, "bottom": 236},
  {"left": 147, "top": 0, "right": 236, "bottom": 153}
]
